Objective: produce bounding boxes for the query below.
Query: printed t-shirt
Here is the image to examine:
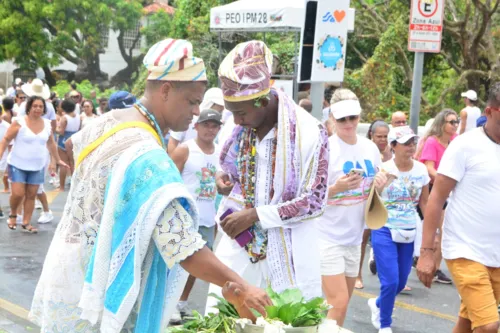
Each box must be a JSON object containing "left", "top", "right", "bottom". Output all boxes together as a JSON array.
[{"left": 317, "top": 134, "right": 382, "bottom": 246}]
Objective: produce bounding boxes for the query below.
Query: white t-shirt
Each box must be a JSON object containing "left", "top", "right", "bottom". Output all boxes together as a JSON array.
[
  {"left": 0, "top": 121, "right": 10, "bottom": 170},
  {"left": 18, "top": 100, "right": 57, "bottom": 121},
  {"left": 317, "top": 134, "right": 382, "bottom": 246},
  {"left": 439, "top": 128, "right": 500, "bottom": 267},
  {"left": 169, "top": 116, "right": 198, "bottom": 143},
  {"left": 380, "top": 159, "right": 430, "bottom": 229},
  {"left": 459, "top": 106, "right": 481, "bottom": 133}
]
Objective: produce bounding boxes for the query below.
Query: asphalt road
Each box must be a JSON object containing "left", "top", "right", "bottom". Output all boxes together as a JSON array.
[{"left": 0, "top": 188, "right": 462, "bottom": 333}]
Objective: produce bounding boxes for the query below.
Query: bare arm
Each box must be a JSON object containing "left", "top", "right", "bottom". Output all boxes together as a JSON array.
[
  {"left": 0, "top": 122, "right": 20, "bottom": 158},
  {"left": 47, "top": 134, "right": 61, "bottom": 163},
  {"left": 459, "top": 109, "right": 467, "bottom": 135},
  {"left": 418, "top": 184, "right": 430, "bottom": 218},
  {"left": 167, "top": 137, "right": 180, "bottom": 154},
  {"left": 57, "top": 116, "right": 67, "bottom": 135},
  {"left": 424, "top": 160, "right": 438, "bottom": 182},
  {"left": 65, "top": 138, "right": 75, "bottom": 173},
  {"left": 170, "top": 143, "right": 189, "bottom": 173},
  {"left": 417, "top": 175, "right": 456, "bottom": 288},
  {"left": 50, "top": 119, "right": 56, "bottom": 134}
]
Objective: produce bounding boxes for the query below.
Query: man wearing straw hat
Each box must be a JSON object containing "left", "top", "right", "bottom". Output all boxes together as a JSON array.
[{"left": 30, "top": 39, "right": 271, "bottom": 333}]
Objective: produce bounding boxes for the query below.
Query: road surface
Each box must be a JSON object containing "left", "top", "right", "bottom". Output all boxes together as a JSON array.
[{"left": 0, "top": 188, "right": 461, "bottom": 332}]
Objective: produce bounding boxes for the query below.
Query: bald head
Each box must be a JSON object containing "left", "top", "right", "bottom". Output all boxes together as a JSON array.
[
  {"left": 391, "top": 111, "right": 407, "bottom": 127},
  {"left": 299, "top": 99, "right": 313, "bottom": 113}
]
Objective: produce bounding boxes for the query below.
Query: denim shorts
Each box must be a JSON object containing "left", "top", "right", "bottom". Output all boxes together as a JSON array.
[{"left": 8, "top": 165, "right": 45, "bottom": 185}]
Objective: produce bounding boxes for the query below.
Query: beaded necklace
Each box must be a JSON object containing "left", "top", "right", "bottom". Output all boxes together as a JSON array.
[
  {"left": 133, "top": 102, "right": 166, "bottom": 149},
  {"left": 237, "top": 126, "right": 277, "bottom": 262}
]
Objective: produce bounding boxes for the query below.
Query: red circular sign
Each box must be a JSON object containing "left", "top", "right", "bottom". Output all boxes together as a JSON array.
[{"left": 418, "top": 0, "right": 438, "bottom": 18}]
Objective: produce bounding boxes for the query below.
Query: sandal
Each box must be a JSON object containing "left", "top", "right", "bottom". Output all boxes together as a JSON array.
[
  {"left": 21, "top": 224, "right": 37, "bottom": 234},
  {"left": 7, "top": 215, "right": 17, "bottom": 230}
]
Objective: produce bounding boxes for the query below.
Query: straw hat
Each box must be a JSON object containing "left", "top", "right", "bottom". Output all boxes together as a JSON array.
[
  {"left": 21, "top": 79, "right": 50, "bottom": 100},
  {"left": 364, "top": 185, "right": 388, "bottom": 230}
]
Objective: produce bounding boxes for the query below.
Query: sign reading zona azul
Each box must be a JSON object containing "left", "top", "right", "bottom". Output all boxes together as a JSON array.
[{"left": 408, "top": 0, "right": 445, "bottom": 53}]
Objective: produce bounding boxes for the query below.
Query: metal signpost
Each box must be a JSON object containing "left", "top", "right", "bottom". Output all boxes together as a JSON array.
[{"left": 408, "top": 0, "right": 445, "bottom": 133}]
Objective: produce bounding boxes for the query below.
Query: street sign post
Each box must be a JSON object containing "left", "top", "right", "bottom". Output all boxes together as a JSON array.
[{"left": 408, "top": 0, "right": 445, "bottom": 133}]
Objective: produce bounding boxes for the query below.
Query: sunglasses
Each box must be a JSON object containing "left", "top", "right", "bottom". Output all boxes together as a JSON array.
[
  {"left": 18, "top": 96, "right": 26, "bottom": 100},
  {"left": 446, "top": 120, "right": 460, "bottom": 126},
  {"left": 394, "top": 120, "right": 407, "bottom": 125},
  {"left": 337, "top": 115, "right": 359, "bottom": 123}
]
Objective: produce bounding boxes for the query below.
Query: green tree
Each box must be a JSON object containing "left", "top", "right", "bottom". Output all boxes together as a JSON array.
[
  {"left": 347, "top": 0, "right": 500, "bottom": 123},
  {"left": 0, "top": 0, "right": 145, "bottom": 85}
]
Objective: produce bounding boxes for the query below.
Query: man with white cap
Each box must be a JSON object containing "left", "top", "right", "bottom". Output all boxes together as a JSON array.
[
  {"left": 206, "top": 40, "right": 330, "bottom": 314},
  {"left": 458, "top": 90, "right": 481, "bottom": 134},
  {"left": 168, "top": 87, "right": 226, "bottom": 152},
  {"left": 30, "top": 38, "right": 270, "bottom": 333}
]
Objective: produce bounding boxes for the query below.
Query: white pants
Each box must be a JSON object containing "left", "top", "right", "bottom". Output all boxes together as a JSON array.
[{"left": 205, "top": 232, "right": 269, "bottom": 315}]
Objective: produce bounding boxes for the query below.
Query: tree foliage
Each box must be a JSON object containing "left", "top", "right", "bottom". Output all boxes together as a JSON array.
[
  {"left": 346, "top": 0, "right": 500, "bottom": 122},
  {"left": 0, "top": 0, "right": 145, "bottom": 84}
]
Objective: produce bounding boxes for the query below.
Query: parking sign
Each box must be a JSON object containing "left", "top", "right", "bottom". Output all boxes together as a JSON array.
[{"left": 408, "top": 0, "right": 445, "bottom": 53}]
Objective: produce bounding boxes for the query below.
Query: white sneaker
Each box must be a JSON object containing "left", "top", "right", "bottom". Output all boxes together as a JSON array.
[
  {"left": 379, "top": 328, "right": 393, "bottom": 333},
  {"left": 38, "top": 211, "right": 54, "bottom": 224},
  {"left": 169, "top": 308, "right": 182, "bottom": 325},
  {"left": 368, "top": 298, "right": 381, "bottom": 329},
  {"left": 177, "top": 301, "right": 193, "bottom": 318},
  {"left": 35, "top": 200, "right": 43, "bottom": 210}
]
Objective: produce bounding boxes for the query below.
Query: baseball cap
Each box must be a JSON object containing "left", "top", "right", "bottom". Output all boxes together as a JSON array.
[
  {"left": 197, "top": 109, "right": 222, "bottom": 125},
  {"left": 461, "top": 90, "right": 478, "bottom": 101},
  {"left": 388, "top": 125, "right": 418, "bottom": 144},
  {"left": 108, "top": 91, "right": 137, "bottom": 110},
  {"left": 330, "top": 99, "right": 362, "bottom": 120}
]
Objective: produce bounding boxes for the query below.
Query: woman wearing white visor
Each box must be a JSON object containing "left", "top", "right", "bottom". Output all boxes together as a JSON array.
[{"left": 317, "top": 89, "right": 386, "bottom": 327}]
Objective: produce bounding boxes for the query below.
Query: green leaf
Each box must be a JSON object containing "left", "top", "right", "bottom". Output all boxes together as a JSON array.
[
  {"left": 265, "top": 305, "right": 280, "bottom": 319},
  {"left": 279, "top": 288, "right": 303, "bottom": 304}
]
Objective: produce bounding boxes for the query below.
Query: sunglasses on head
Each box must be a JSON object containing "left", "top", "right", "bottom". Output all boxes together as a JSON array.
[
  {"left": 337, "top": 115, "right": 359, "bottom": 123},
  {"left": 446, "top": 120, "right": 460, "bottom": 126}
]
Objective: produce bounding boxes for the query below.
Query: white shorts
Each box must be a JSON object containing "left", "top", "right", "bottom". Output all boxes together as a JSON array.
[{"left": 320, "top": 241, "right": 361, "bottom": 277}]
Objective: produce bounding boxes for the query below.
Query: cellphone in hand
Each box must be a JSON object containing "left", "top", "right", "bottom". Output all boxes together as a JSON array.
[
  {"left": 220, "top": 209, "right": 254, "bottom": 247},
  {"left": 348, "top": 168, "right": 365, "bottom": 177}
]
